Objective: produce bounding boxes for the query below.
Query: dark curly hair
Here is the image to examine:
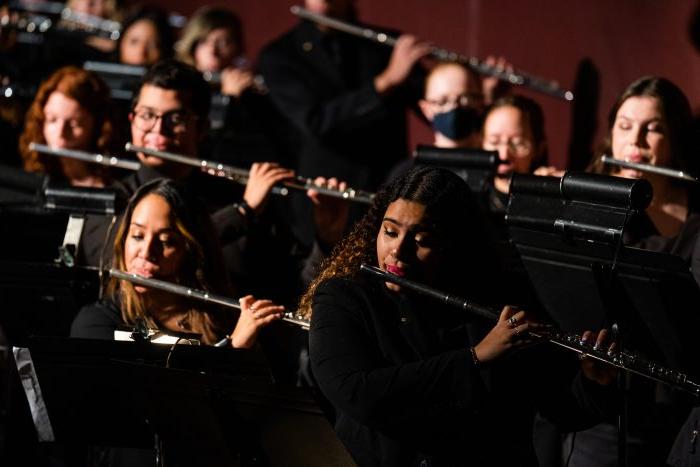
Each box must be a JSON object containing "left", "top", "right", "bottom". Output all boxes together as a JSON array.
[{"left": 298, "top": 166, "right": 498, "bottom": 318}]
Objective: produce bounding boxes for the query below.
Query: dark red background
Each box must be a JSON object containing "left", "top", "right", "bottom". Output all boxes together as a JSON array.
[{"left": 157, "top": 0, "right": 700, "bottom": 169}]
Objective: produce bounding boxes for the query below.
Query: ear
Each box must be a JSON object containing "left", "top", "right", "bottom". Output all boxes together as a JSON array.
[{"left": 418, "top": 99, "right": 434, "bottom": 122}]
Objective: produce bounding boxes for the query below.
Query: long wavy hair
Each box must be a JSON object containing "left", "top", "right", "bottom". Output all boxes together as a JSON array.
[
  {"left": 589, "top": 76, "right": 695, "bottom": 177},
  {"left": 18, "top": 66, "right": 115, "bottom": 181},
  {"left": 106, "top": 179, "right": 234, "bottom": 344},
  {"left": 298, "top": 166, "right": 498, "bottom": 319}
]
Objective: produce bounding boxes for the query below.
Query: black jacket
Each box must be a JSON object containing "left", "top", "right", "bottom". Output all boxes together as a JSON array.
[{"left": 310, "top": 277, "right": 617, "bottom": 467}]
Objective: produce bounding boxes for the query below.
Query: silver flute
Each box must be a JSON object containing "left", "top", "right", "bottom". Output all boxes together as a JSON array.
[
  {"left": 29, "top": 142, "right": 141, "bottom": 171},
  {"left": 109, "top": 269, "right": 310, "bottom": 330},
  {"left": 125, "top": 143, "right": 375, "bottom": 204},
  {"left": 290, "top": 5, "right": 574, "bottom": 101},
  {"left": 360, "top": 264, "right": 700, "bottom": 396},
  {"left": 601, "top": 155, "right": 698, "bottom": 183}
]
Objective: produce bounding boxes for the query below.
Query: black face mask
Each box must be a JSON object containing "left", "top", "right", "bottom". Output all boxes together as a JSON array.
[{"left": 431, "top": 106, "right": 481, "bottom": 140}]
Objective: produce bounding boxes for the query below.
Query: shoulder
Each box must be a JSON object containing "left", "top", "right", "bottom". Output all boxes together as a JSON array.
[
  {"left": 259, "top": 23, "right": 306, "bottom": 63},
  {"left": 70, "top": 298, "right": 123, "bottom": 340}
]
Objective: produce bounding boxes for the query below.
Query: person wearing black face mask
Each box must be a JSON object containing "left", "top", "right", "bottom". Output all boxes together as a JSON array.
[{"left": 419, "top": 62, "right": 485, "bottom": 148}]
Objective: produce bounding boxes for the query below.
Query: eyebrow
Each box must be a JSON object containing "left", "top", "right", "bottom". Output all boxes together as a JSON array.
[
  {"left": 382, "top": 217, "right": 430, "bottom": 230},
  {"left": 130, "top": 222, "right": 177, "bottom": 233}
]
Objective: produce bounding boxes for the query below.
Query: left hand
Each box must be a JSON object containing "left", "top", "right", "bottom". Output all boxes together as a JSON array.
[
  {"left": 481, "top": 55, "right": 514, "bottom": 105},
  {"left": 578, "top": 329, "right": 619, "bottom": 386},
  {"left": 230, "top": 295, "right": 284, "bottom": 349},
  {"left": 220, "top": 67, "right": 255, "bottom": 97},
  {"left": 533, "top": 165, "right": 565, "bottom": 177},
  {"left": 307, "top": 176, "right": 351, "bottom": 248}
]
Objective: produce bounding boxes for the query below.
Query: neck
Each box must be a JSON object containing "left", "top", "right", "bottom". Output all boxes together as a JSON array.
[{"left": 646, "top": 175, "right": 689, "bottom": 236}]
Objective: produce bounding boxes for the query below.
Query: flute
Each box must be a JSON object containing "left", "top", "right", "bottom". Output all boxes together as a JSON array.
[
  {"left": 109, "top": 269, "right": 310, "bottom": 331},
  {"left": 125, "top": 143, "right": 375, "bottom": 204},
  {"left": 29, "top": 142, "right": 141, "bottom": 171},
  {"left": 290, "top": 5, "right": 573, "bottom": 102},
  {"left": 360, "top": 264, "right": 700, "bottom": 396},
  {"left": 601, "top": 155, "right": 698, "bottom": 183}
]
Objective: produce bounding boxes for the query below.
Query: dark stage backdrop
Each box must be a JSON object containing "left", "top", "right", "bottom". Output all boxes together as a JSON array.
[{"left": 153, "top": 0, "right": 700, "bottom": 170}]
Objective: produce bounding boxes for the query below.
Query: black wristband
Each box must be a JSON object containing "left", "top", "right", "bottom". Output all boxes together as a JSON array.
[{"left": 236, "top": 200, "right": 255, "bottom": 220}]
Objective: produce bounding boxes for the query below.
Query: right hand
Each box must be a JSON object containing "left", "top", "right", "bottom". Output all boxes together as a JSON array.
[
  {"left": 374, "top": 34, "right": 432, "bottom": 94},
  {"left": 230, "top": 295, "right": 284, "bottom": 349},
  {"left": 307, "top": 176, "right": 351, "bottom": 248},
  {"left": 473, "top": 306, "right": 535, "bottom": 363},
  {"left": 243, "top": 162, "right": 295, "bottom": 214},
  {"left": 220, "top": 67, "right": 255, "bottom": 97}
]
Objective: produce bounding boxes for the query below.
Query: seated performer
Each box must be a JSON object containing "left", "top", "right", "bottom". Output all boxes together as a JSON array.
[
  {"left": 116, "top": 6, "right": 174, "bottom": 66},
  {"left": 481, "top": 94, "right": 558, "bottom": 209},
  {"left": 589, "top": 76, "right": 699, "bottom": 259},
  {"left": 18, "top": 66, "right": 117, "bottom": 187},
  {"left": 71, "top": 178, "right": 283, "bottom": 347},
  {"left": 300, "top": 166, "right": 617, "bottom": 466}
]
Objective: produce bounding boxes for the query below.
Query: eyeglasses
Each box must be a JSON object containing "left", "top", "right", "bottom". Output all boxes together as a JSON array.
[
  {"left": 425, "top": 93, "right": 484, "bottom": 110},
  {"left": 483, "top": 138, "right": 533, "bottom": 155},
  {"left": 131, "top": 108, "right": 195, "bottom": 133}
]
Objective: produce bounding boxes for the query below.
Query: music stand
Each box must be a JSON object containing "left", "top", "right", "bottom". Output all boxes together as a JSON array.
[
  {"left": 14, "top": 337, "right": 354, "bottom": 467},
  {"left": 413, "top": 145, "right": 498, "bottom": 195},
  {"left": 507, "top": 173, "right": 700, "bottom": 467}
]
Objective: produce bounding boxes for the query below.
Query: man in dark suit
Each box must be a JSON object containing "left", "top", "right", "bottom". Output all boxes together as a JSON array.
[{"left": 258, "top": 0, "right": 430, "bottom": 243}]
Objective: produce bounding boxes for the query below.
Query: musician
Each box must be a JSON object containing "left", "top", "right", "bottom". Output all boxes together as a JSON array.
[
  {"left": 590, "top": 76, "right": 700, "bottom": 260},
  {"left": 18, "top": 66, "right": 117, "bottom": 187},
  {"left": 71, "top": 178, "right": 283, "bottom": 346},
  {"left": 481, "top": 95, "right": 561, "bottom": 214},
  {"left": 562, "top": 76, "right": 700, "bottom": 467},
  {"left": 115, "top": 6, "right": 173, "bottom": 66},
  {"left": 300, "top": 166, "right": 617, "bottom": 466},
  {"left": 258, "top": 0, "right": 430, "bottom": 244},
  {"left": 177, "top": 6, "right": 298, "bottom": 168},
  {"left": 418, "top": 62, "right": 485, "bottom": 149}
]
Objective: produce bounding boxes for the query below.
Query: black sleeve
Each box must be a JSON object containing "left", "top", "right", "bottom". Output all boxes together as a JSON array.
[
  {"left": 211, "top": 204, "right": 249, "bottom": 244},
  {"left": 70, "top": 301, "right": 122, "bottom": 340},
  {"left": 309, "top": 279, "right": 486, "bottom": 429},
  {"left": 258, "top": 49, "right": 389, "bottom": 141}
]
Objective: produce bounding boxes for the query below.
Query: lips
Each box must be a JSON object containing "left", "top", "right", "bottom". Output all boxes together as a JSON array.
[{"left": 385, "top": 264, "right": 406, "bottom": 277}]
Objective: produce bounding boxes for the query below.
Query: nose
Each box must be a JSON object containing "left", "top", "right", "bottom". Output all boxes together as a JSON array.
[
  {"left": 392, "top": 234, "right": 415, "bottom": 262},
  {"left": 138, "top": 235, "right": 159, "bottom": 262},
  {"left": 59, "top": 121, "right": 71, "bottom": 140},
  {"left": 633, "top": 126, "right": 647, "bottom": 148}
]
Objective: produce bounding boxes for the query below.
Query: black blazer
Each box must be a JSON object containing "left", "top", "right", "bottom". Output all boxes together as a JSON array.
[
  {"left": 258, "top": 20, "right": 421, "bottom": 190},
  {"left": 310, "top": 276, "right": 617, "bottom": 467}
]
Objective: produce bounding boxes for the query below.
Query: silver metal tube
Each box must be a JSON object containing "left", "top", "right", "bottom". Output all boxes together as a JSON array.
[
  {"left": 601, "top": 155, "right": 698, "bottom": 183},
  {"left": 360, "top": 264, "right": 700, "bottom": 396},
  {"left": 290, "top": 5, "right": 574, "bottom": 101},
  {"left": 109, "top": 269, "right": 309, "bottom": 330},
  {"left": 125, "top": 143, "right": 375, "bottom": 203},
  {"left": 29, "top": 142, "right": 141, "bottom": 171},
  {"left": 83, "top": 61, "right": 146, "bottom": 77}
]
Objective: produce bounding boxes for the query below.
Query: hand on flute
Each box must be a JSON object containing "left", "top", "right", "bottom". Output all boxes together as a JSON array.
[
  {"left": 307, "top": 176, "right": 351, "bottom": 248},
  {"left": 473, "top": 305, "right": 540, "bottom": 363},
  {"left": 230, "top": 295, "right": 284, "bottom": 349},
  {"left": 242, "top": 162, "right": 295, "bottom": 214},
  {"left": 579, "top": 328, "right": 619, "bottom": 386},
  {"left": 374, "top": 34, "right": 432, "bottom": 95}
]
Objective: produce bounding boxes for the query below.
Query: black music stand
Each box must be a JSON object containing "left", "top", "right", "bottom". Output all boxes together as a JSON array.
[
  {"left": 507, "top": 173, "right": 700, "bottom": 467},
  {"left": 14, "top": 337, "right": 354, "bottom": 467},
  {"left": 413, "top": 145, "right": 498, "bottom": 195}
]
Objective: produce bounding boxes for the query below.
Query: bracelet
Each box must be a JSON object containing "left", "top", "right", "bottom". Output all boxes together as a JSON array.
[{"left": 469, "top": 346, "right": 481, "bottom": 368}]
